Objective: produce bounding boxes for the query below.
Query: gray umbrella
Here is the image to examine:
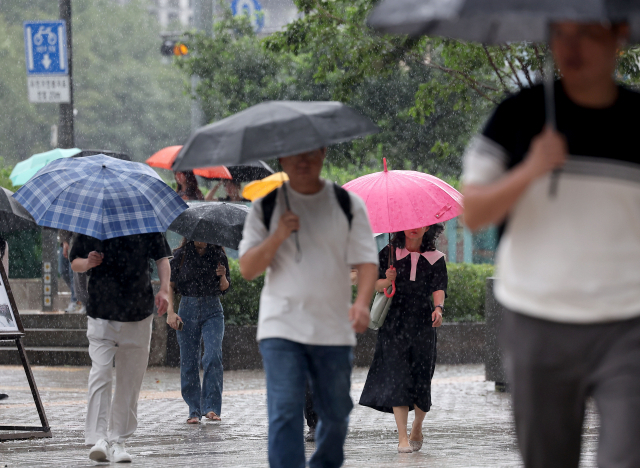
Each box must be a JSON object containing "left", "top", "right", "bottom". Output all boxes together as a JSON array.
[
  {"left": 368, "top": 0, "right": 640, "bottom": 42},
  {"left": 369, "top": 0, "right": 640, "bottom": 196},
  {"left": 172, "top": 101, "right": 379, "bottom": 172},
  {"left": 168, "top": 202, "right": 250, "bottom": 250},
  {"left": 1, "top": 188, "right": 37, "bottom": 233}
]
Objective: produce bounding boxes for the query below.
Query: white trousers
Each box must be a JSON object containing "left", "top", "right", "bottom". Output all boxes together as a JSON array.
[{"left": 85, "top": 314, "right": 153, "bottom": 445}]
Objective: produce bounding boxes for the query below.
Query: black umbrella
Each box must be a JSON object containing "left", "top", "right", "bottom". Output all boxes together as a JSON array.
[
  {"left": 227, "top": 161, "right": 274, "bottom": 182},
  {"left": 0, "top": 188, "right": 37, "bottom": 233},
  {"left": 172, "top": 101, "right": 379, "bottom": 171},
  {"left": 168, "top": 202, "right": 250, "bottom": 250},
  {"left": 198, "top": 161, "right": 274, "bottom": 183},
  {"left": 368, "top": 0, "right": 640, "bottom": 42}
]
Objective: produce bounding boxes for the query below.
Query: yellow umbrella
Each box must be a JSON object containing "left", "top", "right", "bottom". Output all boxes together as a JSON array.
[{"left": 242, "top": 172, "right": 289, "bottom": 201}]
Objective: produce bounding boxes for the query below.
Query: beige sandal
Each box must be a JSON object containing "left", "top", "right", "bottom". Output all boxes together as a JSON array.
[
  {"left": 409, "top": 434, "right": 423, "bottom": 452},
  {"left": 205, "top": 411, "right": 221, "bottom": 421}
]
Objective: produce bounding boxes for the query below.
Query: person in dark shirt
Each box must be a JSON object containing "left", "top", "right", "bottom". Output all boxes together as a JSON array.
[
  {"left": 462, "top": 21, "right": 640, "bottom": 468},
  {"left": 70, "top": 232, "right": 172, "bottom": 463},
  {"left": 167, "top": 238, "right": 230, "bottom": 424}
]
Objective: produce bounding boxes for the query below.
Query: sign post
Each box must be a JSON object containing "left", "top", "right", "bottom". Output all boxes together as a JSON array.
[
  {"left": 0, "top": 262, "right": 52, "bottom": 441},
  {"left": 23, "top": 20, "right": 70, "bottom": 104},
  {"left": 24, "top": 6, "right": 74, "bottom": 312}
]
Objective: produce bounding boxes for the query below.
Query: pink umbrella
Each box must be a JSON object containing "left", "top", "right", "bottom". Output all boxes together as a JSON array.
[{"left": 343, "top": 158, "right": 463, "bottom": 297}]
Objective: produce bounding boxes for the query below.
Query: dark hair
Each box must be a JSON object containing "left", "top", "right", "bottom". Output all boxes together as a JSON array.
[
  {"left": 175, "top": 171, "right": 204, "bottom": 201},
  {"left": 173, "top": 238, "right": 225, "bottom": 255},
  {"left": 391, "top": 223, "right": 445, "bottom": 252}
]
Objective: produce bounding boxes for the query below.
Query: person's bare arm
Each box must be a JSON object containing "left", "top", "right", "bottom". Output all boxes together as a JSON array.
[
  {"left": 71, "top": 251, "right": 103, "bottom": 272},
  {"left": 204, "top": 182, "right": 224, "bottom": 201},
  {"left": 239, "top": 210, "right": 299, "bottom": 280},
  {"left": 217, "top": 263, "right": 230, "bottom": 291},
  {"left": 350, "top": 263, "right": 378, "bottom": 333},
  {"left": 155, "top": 257, "right": 171, "bottom": 316},
  {"left": 431, "top": 290, "right": 445, "bottom": 327},
  {"left": 463, "top": 127, "right": 567, "bottom": 231}
]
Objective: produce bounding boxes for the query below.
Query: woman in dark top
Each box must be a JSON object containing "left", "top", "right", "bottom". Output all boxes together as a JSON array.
[
  {"left": 168, "top": 238, "right": 231, "bottom": 424},
  {"left": 175, "top": 171, "right": 204, "bottom": 201},
  {"left": 359, "top": 223, "right": 447, "bottom": 453}
]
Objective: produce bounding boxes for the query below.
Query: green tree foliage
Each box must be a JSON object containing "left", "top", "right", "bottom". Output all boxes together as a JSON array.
[
  {"left": 177, "top": 6, "right": 476, "bottom": 176},
  {"left": 0, "top": 0, "right": 190, "bottom": 165}
]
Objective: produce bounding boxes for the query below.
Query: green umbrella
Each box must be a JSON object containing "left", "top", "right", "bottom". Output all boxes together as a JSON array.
[{"left": 10, "top": 147, "right": 81, "bottom": 186}]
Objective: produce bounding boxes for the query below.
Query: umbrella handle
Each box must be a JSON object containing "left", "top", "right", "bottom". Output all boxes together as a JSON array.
[{"left": 385, "top": 266, "right": 396, "bottom": 298}]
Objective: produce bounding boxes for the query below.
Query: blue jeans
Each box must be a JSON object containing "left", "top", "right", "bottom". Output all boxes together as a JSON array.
[
  {"left": 259, "top": 338, "right": 354, "bottom": 468},
  {"left": 58, "top": 247, "right": 76, "bottom": 302},
  {"left": 176, "top": 296, "right": 225, "bottom": 419}
]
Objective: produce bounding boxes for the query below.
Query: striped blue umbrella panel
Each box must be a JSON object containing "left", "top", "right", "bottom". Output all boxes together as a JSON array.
[{"left": 13, "top": 155, "right": 187, "bottom": 240}]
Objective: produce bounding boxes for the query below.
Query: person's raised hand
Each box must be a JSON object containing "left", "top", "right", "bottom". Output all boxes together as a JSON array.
[
  {"left": 385, "top": 267, "right": 397, "bottom": 282},
  {"left": 86, "top": 251, "right": 104, "bottom": 269},
  {"left": 432, "top": 309, "right": 443, "bottom": 328},
  {"left": 216, "top": 263, "right": 226, "bottom": 277},
  {"left": 349, "top": 301, "right": 370, "bottom": 333},
  {"left": 523, "top": 126, "right": 568, "bottom": 180},
  {"left": 274, "top": 210, "right": 300, "bottom": 242}
]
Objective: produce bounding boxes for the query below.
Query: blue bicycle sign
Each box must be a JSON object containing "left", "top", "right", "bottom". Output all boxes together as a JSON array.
[
  {"left": 23, "top": 20, "right": 68, "bottom": 75},
  {"left": 231, "top": 0, "right": 265, "bottom": 33}
]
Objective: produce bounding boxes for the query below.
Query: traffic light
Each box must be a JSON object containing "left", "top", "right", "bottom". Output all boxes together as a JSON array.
[{"left": 160, "top": 40, "right": 189, "bottom": 56}]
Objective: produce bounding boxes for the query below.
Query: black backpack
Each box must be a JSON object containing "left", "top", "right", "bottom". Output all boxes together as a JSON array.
[{"left": 261, "top": 184, "right": 353, "bottom": 231}]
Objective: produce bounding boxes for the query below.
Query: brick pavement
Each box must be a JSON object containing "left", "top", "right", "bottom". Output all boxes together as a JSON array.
[{"left": 0, "top": 364, "right": 598, "bottom": 467}]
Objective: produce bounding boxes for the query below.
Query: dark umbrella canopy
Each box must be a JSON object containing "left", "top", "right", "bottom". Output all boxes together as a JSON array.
[
  {"left": 0, "top": 188, "right": 37, "bottom": 233},
  {"left": 168, "top": 202, "right": 250, "bottom": 250},
  {"left": 368, "top": 0, "right": 640, "bottom": 43},
  {"left": 172, "top": 101, "right": 379, "bottom": 171},
  {"left": 227, "top": 161, "right": 274, "bottom": 182}
]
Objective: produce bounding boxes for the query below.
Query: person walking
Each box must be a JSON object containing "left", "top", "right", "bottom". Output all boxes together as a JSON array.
[
  {"left": 175, "top": 171, "right": 204, "bottom": 201},
  {"left": 359, "top": 225, "right": 446, "bottom": 453},
  {"left": 238, "top": 147, "right": 379, "bottom": 468},
  {"left": 167, "top": 239, "right": 230, "bottom": 424},
  {"left": 462, "top": 21, "right": 640, "bottom": 468},
  {"left": 70, "top": 233, "right": 172, "bottom": 463}
]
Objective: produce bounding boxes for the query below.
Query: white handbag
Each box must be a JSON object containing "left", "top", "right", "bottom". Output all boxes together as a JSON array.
[
  {"left": 368, "top": 243, "right": 395, "bottom": 330},
  {"left": 369, "top": 286, "right": 393, "bottom": 330}
]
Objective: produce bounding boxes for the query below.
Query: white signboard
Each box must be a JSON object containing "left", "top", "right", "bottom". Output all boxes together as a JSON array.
[
  {"left": 27, "top": 75, "right": 70, "bottom": 103},
  {"left": 0, "top": 275, "right": 19, "bottom": 332}
]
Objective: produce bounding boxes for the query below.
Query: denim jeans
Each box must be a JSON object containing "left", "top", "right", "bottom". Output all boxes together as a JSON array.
[
  {"left": 259, "top": 338, "right": 354, "bottom": 468},
  {"left": 176, "top": 295, "right": 225, "bottom": 419},
  {"left": 58, "top": 247, "right": 76, "bottom": 302}
]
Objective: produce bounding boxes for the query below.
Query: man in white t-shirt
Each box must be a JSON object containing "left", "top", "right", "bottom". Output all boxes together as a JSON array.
[{"left": 239, "top": 147, "right": 378, "bottom": 468}]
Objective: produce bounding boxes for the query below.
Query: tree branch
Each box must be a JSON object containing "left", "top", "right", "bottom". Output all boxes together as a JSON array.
[
  {"left": 483, "top": 45, "right": 509, "bottom": 94},
  {"left": 533, "top": 44, "right": 545, "bottom": 79},
  {"left": 511, "top": 47, "right": 535, "bottom": 87},
  {"left": 500, "top": 46, "right": 524, "bottom": 89}
]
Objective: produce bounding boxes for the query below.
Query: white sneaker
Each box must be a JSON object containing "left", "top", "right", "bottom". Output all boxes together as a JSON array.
[
  {"left": 111, "top": 442, "right": 132, "bottom": 463},
  {"left": 88, "top": 438, "right": 109, "bottom": 462},
  {"left": 65, "top": 301, "right": 76, "bottom": 313},
  {"left": 76, "top": 303, "right": 86, "bottom": 314}
]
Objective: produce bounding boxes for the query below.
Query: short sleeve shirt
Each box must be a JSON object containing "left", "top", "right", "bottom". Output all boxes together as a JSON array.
[
  {"left": 239, "top": 181, "right": 379, "bottom": 346},
  {"left": 69, "top": 233, "right": 172, "bottom": 322},
  {"left": 170, "top": 244, "right": 231, "bottom": 297},
  {"left": 462, "top": 82, "right": 640, "bottom": 323}
]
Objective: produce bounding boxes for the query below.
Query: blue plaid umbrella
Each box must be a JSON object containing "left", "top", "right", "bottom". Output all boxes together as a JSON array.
[{"left": 13, "top": 155, "right": 187, "bottom": 240}]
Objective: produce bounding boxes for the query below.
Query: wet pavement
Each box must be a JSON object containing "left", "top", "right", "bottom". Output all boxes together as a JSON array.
[{"left": 0, "top": 363, "right": 598, "bottom": 467}]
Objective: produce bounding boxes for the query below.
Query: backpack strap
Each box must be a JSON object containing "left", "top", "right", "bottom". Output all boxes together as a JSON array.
[
  {"left": 260, "top": 183, "right": 353, "bottom": 231},
  {"left": 333, "top": 184, "right": 352, "bottom": 230},
  {"left": 261, "top": 188, "right": 279, "bottom": 232}
]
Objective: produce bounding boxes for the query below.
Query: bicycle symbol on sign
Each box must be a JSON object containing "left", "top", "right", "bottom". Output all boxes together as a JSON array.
[{"left": 33, "top": 26, "right": 57, "bottom": 46}]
